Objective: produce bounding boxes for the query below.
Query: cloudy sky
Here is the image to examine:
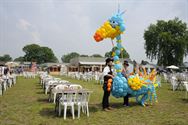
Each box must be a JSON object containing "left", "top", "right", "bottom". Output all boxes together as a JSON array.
[{"left": 0, "top": 0, "right": 188, "bottom": 63}]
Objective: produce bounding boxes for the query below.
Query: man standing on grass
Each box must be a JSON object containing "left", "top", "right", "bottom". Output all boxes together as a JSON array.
[{"left": 102, "top": 58, "right": 114, "bottom": 111}]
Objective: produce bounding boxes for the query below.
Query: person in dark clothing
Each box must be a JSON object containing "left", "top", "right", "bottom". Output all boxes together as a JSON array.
[
  {"left": 102, "top": 58, "right": 114, "bottom": 111},
  {"left": 122, "top": 60, "right": 130, "bottom": 106},
  {"left": 4, "top": 67, "right": 9, "bottom": 75}
]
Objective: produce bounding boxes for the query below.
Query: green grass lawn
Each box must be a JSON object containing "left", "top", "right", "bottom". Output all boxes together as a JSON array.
[{"left": 0, "top": 76, "right": 188, "bottom": 125}]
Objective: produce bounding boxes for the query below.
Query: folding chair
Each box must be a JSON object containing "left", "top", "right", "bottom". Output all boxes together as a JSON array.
[{"left": 59, "top": 91, "right": 76, "bottom": 120}]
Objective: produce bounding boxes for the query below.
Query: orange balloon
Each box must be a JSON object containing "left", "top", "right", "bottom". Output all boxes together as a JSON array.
[
  {"left": 107, "top": 83, "right": 111, "bottom": 87},
  {"left": 94, "top": 32, "right": 103, "bottom": 42},
  {"left": 107, "top": 88, "right": 111, "bottom": 91},
  {"left": 108, "top": 79, "right": 112, "bottom": 83}
]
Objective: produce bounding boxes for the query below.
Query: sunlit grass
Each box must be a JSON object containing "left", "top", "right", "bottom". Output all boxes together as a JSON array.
[{"left": 0, "top": 76, "right": 188, "bottom": 125}]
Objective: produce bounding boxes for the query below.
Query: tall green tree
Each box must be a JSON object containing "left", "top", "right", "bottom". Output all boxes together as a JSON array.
[
  {"left": 144, "top": 18, "right": 188, "bottom": 66},
  {"left": 105, "top": 47, "right": 130, "bottom": 58},
  {"left": 23, "top": 44, "right": 58, "bottom": 64},
  {"left": 38, "top": 47, "right": 58, "bottom": 63},
  {"left": 61, "top": 52, "right": 80, "bottom": 63},
  {"left": 0, "top": 54, "right": 12, "bottom": 62},
  {"left": 23, "top": 44, "right": 40, "bottom": 62},
  {"left": 14, "top": 56, "right": 24, "bottom": 62}
]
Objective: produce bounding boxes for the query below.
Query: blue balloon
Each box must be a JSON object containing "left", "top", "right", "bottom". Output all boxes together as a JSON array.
[
  {"left": 114, "top": 64, "right": 118, "bottom": 69},
  {"left": 121, "top": 77, "right": 127, "bottom": 83},
  {"left": 115, "top": 50, "right": 121, "bottom": 56},
  {"left": 120, "top": 24, "right": 125, "bottom": 32},
  {"left": 114, "top": 64, "right": 121, "bottom": 70},
  {"left": 113, "top": 56, "right": 119, "bottom": 61},
  {"left": 116, "top": 35, "right": 121, "bottom": 40},
  {"left": 119, "top": 88, "right": 123, "bottom": 93},
  {"left": 117, "top": 43, "right": 122, "bottom": 49},
  {"left": 116, "top": 64, "right": 121, "bottom": 70},
  {"left": 117, "top": 72, "right": 123, "bottom": 77}
]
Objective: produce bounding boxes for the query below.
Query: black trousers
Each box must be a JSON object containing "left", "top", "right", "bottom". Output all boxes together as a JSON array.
[
  {"left": 123, "top": 94, "right": 129, "bottom": 105},
  {"left": 102, "top": 90, "right": 110, "bottom": 109}
]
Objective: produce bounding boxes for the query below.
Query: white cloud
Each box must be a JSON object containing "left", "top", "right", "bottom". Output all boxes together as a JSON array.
[
  {"left": 17, "top": 19, "right": 31, "bottom": 30},
  {"left": 17, "top": 19, "right": 42, "bottom": 44}
]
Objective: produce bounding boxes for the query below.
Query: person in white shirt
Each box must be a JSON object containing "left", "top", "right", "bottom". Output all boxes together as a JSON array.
[{"left": 102, "top": 58, "right": 114, "bottom": 111}]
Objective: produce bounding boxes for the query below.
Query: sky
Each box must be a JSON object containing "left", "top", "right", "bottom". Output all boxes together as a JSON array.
[{"left": 0, "top": 0, "right": 188, "bottom": 64}]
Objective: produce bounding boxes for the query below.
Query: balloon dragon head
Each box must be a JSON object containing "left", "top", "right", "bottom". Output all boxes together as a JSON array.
[{"left": 93, "top": 8, "right": 126, "bottom": 42}]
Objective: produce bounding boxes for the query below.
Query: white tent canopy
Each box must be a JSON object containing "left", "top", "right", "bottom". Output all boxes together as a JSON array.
[
  {"left": 166, "top": 65, "right": 179, "bottom": 69},
  {"left": 5, "top": 61, "right": 19, "bottom": 67}
]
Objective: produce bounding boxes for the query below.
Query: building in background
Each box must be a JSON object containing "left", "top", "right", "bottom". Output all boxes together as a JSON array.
[
  {"left": 70, "top": 57, "right": 106, "bottom": 72},
  {"left": 41, "top": 63, "right": 62, "bottom": 75},
  {"left": 69, "top": 57, "right": 133, "bottom": 73}
]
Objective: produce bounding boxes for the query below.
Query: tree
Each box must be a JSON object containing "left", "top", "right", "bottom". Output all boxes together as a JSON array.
[
  {"left": 23, "top": 44, "right": 40, "bottom": 62},
  {"left": 23, "top": 44, "right": 58, "bottom": 64},
  {"left": 105, "top": 52, "right": 111, "bottom": 58},
  {"left": 80, "top": 55, "right": 89, "bottom": 57},
  {"left": 0, "top": 54, "right": 12, "bottom": 62},
  {"left": 144, "top": 18, "right": 188, "bottom": 66},
  {"left": 105, "top": 47, "right": 130, "bottom": 58},
  {"left": 91, "top": 54, "right": 103, "bottom": 57},
  {"left": 14, "top": 56, "right": 24, "bottom": 62},
  {"left": 38, "top": 47, "right": 58, "bottom": 63},
  {"left": 61, "top": 52, "right": 80, "bottom": 63},
  {"left": 141, "top": 60, "right": 149, "bottom": 65}
]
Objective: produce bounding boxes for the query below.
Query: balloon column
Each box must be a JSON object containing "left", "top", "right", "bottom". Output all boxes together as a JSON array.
[
  {"left": 94, "top": 9, "right": 128, "bottom": 98},
  {"left": 93, "top": 8, "right": 159, "bottom": 106}
]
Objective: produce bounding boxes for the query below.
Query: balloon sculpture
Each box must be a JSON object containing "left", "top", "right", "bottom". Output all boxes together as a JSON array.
[{"left": 93, "top": 7, "right": 160, "bottom": 106}]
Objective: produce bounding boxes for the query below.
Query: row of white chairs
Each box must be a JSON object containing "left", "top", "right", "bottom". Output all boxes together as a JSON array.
[
  {"left": 163, "top": 73, "right": 188, "bottom": 98},
  {"left": 23, "top": 72, "right": 36, "bottom": 79},
  {"left": 58, "top": 88, "right": 90, "bottom": 120},
  {"left": 39, "top": 73, "right": 91, "bottom": 120},
  {"left": 65, "top": 72, "right": 104, "bottom": 84},
  {"left": 0, "top": 74, "right": 17, "bottom": 95},
  {"left": 40, "top": 73, "right": 81, "bottom": 103}
]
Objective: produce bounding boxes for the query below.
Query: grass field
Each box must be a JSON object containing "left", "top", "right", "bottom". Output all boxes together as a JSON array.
[{"left": 0, "top": 76, "right": 188, "bottom": 125}]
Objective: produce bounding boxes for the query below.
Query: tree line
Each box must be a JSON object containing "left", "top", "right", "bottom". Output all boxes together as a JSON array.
[
  {"left": 0, "top": 43, "right": 130, "bottom": 64},
  {"left": 61, "top": 48, "right": 130, "bottom": 63},
  {"left": 0, "top": 44, "right": 58, "bottom": 64}
]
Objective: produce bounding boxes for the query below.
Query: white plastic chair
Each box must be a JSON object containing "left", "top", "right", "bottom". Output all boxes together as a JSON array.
[
  {"left": 163, "top": 73, "right": 167, "bottom": 82},
  {"left": 76, "top": 91, "right": 91, "bottom": 118},
  {"left": 75, "top": 72, "right": 80, "bottom": 80},
  {"left": 170, "top": 76, "right": 178, "bottom": 91},
  {"left": 43, "top": 77, "right": 53, "bottom": 88},
  {"left": 45, "top": 80, "right": 58, "bottom": 94},
  {"left": 8, "top": 78, "right": 12, "bottom": 88},
  {"left": 3, "top": 80, "right": 7, "bottom": 91},
  {"left": 58, "top": 80, "right": 69, "bottom": 84},
  {"left": 183, "top": 81, "right": 188, "bottom": 98},
  {"left": 13, "top": 75, "right": 16, "bottom": 85},
  {"left": 69, "top": 84, "right": 82, "bottom": 90},
  {"left": 43, "top": 77, "right": 53, "bottom": 87},
  {"left": 94, "top": 74, "right": 99, "bottom": 83},
  {"left": 59, "top": 92, "right": 76, "bottom": 120},
  {"left": 156, "top": 75, "right": 161, "bottom": 87},
  {"left": 0, "top": 79, "right": 3, "bottom": 95},
  {"left": 52, "top": 84, "right": 69, "bottom": 103},
  {"left": 31, "top": 72, "right": 36, "bottom": 78},
  {"left": 54, "top": 78, "right": 61, "bottom": 81}
]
